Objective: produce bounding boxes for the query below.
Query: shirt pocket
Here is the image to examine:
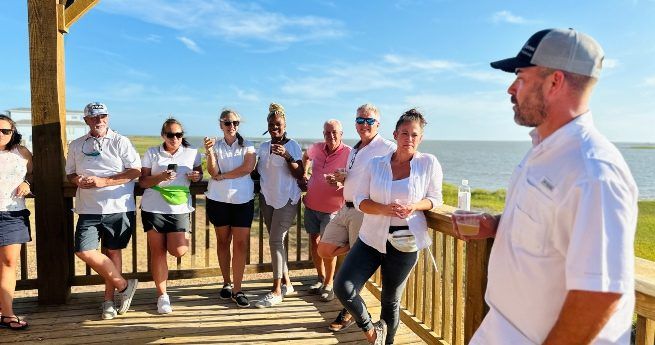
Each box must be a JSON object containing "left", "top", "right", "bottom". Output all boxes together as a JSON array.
[{"left": 510, "top": 184, "right": 554, "bottom": 257}]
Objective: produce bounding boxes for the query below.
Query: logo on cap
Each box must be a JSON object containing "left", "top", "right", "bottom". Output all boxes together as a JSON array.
[{"left": 84, "top": 102, "right": 109, "bottom": 117}]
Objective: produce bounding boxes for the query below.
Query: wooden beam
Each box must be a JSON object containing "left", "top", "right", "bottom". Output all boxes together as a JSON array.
[
  {"left": 28, "top": 0, "right": 74, "bottom": 304},
  {"left": 64, "top": 0, "right": 99, "bottom": 28}
]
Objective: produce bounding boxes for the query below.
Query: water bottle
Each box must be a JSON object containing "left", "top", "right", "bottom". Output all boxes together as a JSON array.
[{"left": 458, "top": 179, "right": 471, "bottom": 211}]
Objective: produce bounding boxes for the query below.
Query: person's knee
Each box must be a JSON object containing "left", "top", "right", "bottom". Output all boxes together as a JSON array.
[
  {"left": 0, "top": 254, "right": 17, "bottom": 267},
  {"left": 168, "top": 246, "right": 187, "bottom": 258},
  {"left": 75, "top": 250, "right": 93, "bottom": 261},
  {"left": 317, "top": 242, "right": 337, "bottom": 258},
  {"left": 233, "top": 237, "right": 248, "bottom": 252}
]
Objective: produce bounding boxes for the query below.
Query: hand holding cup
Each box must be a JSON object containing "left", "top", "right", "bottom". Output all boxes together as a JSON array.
[{"left": 451, "top": 210, "right": 498, "bottom": 241}]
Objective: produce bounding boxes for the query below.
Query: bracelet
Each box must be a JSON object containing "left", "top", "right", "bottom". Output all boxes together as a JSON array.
[{"left": 23, "top": 180, "right": 31, "bottom": 186}]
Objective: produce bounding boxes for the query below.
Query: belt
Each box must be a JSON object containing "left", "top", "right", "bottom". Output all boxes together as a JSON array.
[
  {"left": 389, "top": 226, "right": 409, "bottom": 233},
  {"left": 345, "top": 201, "right": 355, "bottom": 208}
]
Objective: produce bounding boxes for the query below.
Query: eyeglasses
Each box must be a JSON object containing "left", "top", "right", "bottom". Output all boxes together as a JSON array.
[
  {"left": 82, "top": 137, "right": 103, "bottom": 156},
  {"left": 165, "top": 132, "right": 184, "bottom": 139},
  {"left": 222, "top": 120, "right": 240, "bottom": 127},
  {"left": 0, "top": 129, "right": 14, "bottom": 135},
  {"left": 355, "top": 117, "right": 376, "bottom": 125}
]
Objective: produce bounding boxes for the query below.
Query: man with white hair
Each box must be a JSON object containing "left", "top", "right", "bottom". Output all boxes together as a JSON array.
[
  {"left": 66, "top": 102, "right": 141, "bottom": 320},
  {"left": 301, "top": 119, "right": 352, "bottom": 302}
]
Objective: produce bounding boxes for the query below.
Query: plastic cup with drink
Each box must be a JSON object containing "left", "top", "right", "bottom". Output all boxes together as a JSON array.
[{"left": 453, "top": 210, "right": 484, "bottom": 236}]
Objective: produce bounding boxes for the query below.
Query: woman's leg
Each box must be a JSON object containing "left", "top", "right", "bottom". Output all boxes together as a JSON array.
[
  {"left": 333, "top": 240, "right": 382, "bottom": 340},
  {"left": 215, "top": 226, "right": 233, "bottom": 285},
  {"left": 147, "top": 230, "right": 168, "bottom": 296},
  {"left": 0, "top": 244, "right": 21, "bottom": 318},
  {"left": 379, "top": 243, "right": 419, "bottom": 344},
  {"left": 230, "top": 227, "right": 249, "bottom": 292}
]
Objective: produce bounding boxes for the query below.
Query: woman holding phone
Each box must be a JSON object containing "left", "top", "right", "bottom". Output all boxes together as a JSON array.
[
  {"left": 204, "top": 109, "right": 256, "bottom": 308},
  {"left": 139, "top": 118, "right": 202, "bottom": 314}
]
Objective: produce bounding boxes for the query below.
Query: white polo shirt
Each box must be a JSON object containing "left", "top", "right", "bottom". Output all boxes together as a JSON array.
[
  {"left": 205, "top": 138, "right": 256, "bottom": 204},
  {"left": 65, "top": 129, "right": 141, "bottom": 214},
  {"left": 354, "top": 152, "right": 443, "bottom": 254},
  {"left": 140, "top": 145, "right": 201, "bottom": 214},
  {"left": 342, "top": 134, "right": 396, "bottom": 202},
  {"left": 472, "top": 113, "right": 638, "bottom": 345},
  {"left": 256, "top": 139, "right": 303, "bottom": 209}
]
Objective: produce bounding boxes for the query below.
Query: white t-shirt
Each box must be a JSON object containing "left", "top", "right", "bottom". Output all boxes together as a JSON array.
[
  {"left": 140, "top": 145, "right": 201, "bottom": 214},
  {"left": 205, "top": 138, "right": 255, "bottom": 204},
  {"left": 343, "top": 134, "right": 396, "bottom": 202},
  {"left": 354, "top": 152, "right": 443, "bottom": 254},
  {"left": 256, "top": 139, "right": 302, "bottom": 209},
  {"left": 472, "top": 113, "right": 639, "bottom": 345},
  {"left": 65, "top": 129, "right": 141, "bottom": 214}
]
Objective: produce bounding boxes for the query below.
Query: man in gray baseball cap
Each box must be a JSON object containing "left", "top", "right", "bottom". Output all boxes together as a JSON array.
[{"left": 452, "top": 29, "right": 638, "bottom": 344}]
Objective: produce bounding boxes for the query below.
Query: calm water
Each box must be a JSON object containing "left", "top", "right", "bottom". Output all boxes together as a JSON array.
[{"left": 188, "top": 137, "right": 655, "bottom": 200}]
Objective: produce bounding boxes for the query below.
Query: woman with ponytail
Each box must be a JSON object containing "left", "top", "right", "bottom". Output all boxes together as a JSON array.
[
  {"left": 204, "top": 109, "right": 256, "bottom": 308},
  {"left": 253, "top": 103, "right": 304, "bottom": 308}
]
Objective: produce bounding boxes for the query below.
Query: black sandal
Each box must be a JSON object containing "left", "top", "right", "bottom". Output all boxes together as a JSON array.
[{"left": 0, "top": 315, "right": 29, "bottom": 331}]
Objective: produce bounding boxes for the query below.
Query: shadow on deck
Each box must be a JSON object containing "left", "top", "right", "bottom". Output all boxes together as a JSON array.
[{"left": 5, "top": 276, "right": 424, "bottom": 344}]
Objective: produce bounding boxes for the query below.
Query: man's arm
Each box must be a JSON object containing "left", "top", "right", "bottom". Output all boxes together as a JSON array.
[
  {"left": 542, "top": 290, "right": 622, "bottom": 345},
  {"left": 75, "top": 169, "right": 141, "bottom": 188}
]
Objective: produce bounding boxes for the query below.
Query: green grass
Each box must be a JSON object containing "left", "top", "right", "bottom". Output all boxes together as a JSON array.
[{"left": 630, "top": 145, "right": 655, "bottom": 149}]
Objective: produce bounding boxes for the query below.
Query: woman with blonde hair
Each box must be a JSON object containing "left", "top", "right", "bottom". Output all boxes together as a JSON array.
[
  {"left": 254, "top": 103, "right": 304, "bottom": 308},
  {"left": 204, "top": 109, "right": 256, "bottom": 308},
  {"left": 139, "top": 118, "right": 202, "bottom": 314},
  {"left": 0, "top": 115, "right": 32, "bottom": 330}
]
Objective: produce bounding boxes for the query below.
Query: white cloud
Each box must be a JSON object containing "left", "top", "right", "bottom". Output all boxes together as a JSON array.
[
  {"left": 234, "top": 87, "right": 260, "bottom": 102},
  {"left": 383, "top": 54, "right": 462, "bottom": 71},
  {"left": 643, "top": 76, "right": 655, "bottom": 86},
  {"left": 177, "top": 36, "right": 203, "bottom": 53},
  {"left": 491, "top": 10, "right": 529, "bottom": 24},
  {"left": 101, "top": 0, "right": 345, "bottom": 45},
  {"left": 603, "top": 58, "right": 620, "bottom": 69}
]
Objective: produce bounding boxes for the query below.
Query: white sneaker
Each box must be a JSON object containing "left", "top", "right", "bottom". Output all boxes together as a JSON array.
[
  {"left": 320, "top": 285, "right": 335, "bottom": 302},
  {"left": 254, "top": 292, "right": 283, "bottom": 308},
  {"left": 281, "top": 284, "right": 296, "bottom": 297},
  {"left": 157, "top": 294, "right": 172, "bottom": 314},
  {"left": 101, "top": 300, "right": 117, "bottom": 320},
  {"left": 116, "top": 279, "right": 138, "bottom": 315}
]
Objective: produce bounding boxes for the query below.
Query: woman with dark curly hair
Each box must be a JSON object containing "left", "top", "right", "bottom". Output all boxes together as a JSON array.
[{"left": 0, "top": 115, "right": 33, "bottom": 330}]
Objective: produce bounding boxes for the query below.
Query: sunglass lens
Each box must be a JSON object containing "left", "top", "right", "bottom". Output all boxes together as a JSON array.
[
  {"left": 0, "top": 129, "right": 13, "bottom": 135},
  {"left": 166, "top": 132, "right": 183, "bottom": 139}
]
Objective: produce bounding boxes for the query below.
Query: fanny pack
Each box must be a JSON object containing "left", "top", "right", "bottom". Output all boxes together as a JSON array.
[
  {"left": 387, "top": 228, "right": 439, "bottom": 272},
  {"left": 151, "top": 185, "right": 190, "bottom": 205}
]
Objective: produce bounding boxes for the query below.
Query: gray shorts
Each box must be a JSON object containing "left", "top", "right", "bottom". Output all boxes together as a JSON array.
[
  {"left": 141, "top": 210, "right": 190, "bottom": 233},
  {"left": 303, "top": 208, "right": 334, "bottom": 235},
  {"left": 320, "top": 204, "right": 364, "bottom": 248},
  {"left": 75, "top": 211, "right": 136, "bottom": 252}
]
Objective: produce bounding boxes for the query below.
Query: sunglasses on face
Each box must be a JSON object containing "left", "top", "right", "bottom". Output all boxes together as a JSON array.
[
  {"left": 222, "top": 120, "right": 240, "bottom": 127},
  {"left": 0, "top": 129, "right": 14, "bottom": 135},
  {"left": 165, "top": 132, "right": 184, "bottom": 139},
  {"left": 355, "top": 117, "right": 377, "bottom": 125}
]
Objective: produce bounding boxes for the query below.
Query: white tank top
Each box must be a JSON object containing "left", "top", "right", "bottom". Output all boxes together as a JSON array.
[
  {"left": 0, "top": 147, "right": 28, "bottom": 211},
  {"left": 390, "top": 177, "right": 410, "bottom": 226}
]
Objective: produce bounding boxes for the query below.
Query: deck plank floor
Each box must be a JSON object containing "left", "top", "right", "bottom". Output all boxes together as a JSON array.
[{"left": 4, "top": 276, "right": 425, "bottom": 344}]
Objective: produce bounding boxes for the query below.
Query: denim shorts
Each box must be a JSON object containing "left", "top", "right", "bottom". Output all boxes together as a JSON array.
[
  {"left": 141, "top": 211, "right": 190, "bottom": 233},
  {"left": 303, "top": 208, "right": 334, "bottom": 234},
  {"left": 75, "top": 211, "right": 135, "bottom": 252},
  {"left": 0, "top": 209, "right": 32, "bottom": 247}
]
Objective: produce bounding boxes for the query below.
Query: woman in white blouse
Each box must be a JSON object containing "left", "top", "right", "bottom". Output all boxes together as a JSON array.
[
  {"left": 204, "top": 109, "right": 256, "bottom": 308},
  {"left": 139, "top": 118, "right": 202, "bottom": 314},
  {"left": 254, "top": 103, "right": 304, "bottom": 308},
  {"left": 334, "top": 109, "right": 443, "bottom": 345},
  {"left": 0, "top": 115, "right": 32, "bottom": 330}
]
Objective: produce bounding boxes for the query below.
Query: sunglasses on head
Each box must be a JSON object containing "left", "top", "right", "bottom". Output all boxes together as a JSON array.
[
  {"left": 0, "top": 129, "right": 14, "bottom": 135},
  {"left": 165, "top": 132, "right": 184, "bottom": 139},
  {"left": 222, "top": 120, "right": 240, "bottom": 127},
  {"left": 355, "top": 117, "right": 377, "bottom": 125}
]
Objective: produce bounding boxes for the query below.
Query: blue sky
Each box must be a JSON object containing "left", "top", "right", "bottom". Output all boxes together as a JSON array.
[{"left": 1, "top": 0, "right": 654, "bottom": 142}]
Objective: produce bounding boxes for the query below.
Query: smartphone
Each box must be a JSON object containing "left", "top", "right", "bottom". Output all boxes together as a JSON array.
[{"left": 167, "top": 163, "right": 178, "bottom": 172}]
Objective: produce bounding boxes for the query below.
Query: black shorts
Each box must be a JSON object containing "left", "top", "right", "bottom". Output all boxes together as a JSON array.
[
  {"left": 0, "top": 209, "right": 32, "bottom": 247},
  {"left": 141, "top": 210, "right": 191, "bottom": 233},
  {"left": 206, "top": 199, "right": 254, "bottom": 228}
]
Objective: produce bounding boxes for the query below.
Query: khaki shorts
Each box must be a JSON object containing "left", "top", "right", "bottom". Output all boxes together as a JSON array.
[{"left": 320, "top": 204, "right": 363, "bottom": 248}]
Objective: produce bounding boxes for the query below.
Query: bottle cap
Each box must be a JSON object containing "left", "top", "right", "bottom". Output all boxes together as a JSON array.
[{"left": 462, "top": 179, "right": 469, "bottom": 185}]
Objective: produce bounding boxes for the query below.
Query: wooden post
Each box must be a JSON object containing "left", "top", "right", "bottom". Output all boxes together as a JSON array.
[
  {"left": 28, "top": 0, "right": 74, "bottom": 304},
  {"left": 464, "top": 238, "right": 493, "bottom": 344}
]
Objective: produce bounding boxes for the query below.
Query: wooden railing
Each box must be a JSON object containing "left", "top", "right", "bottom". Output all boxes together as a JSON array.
[
  {"left": 365, "top": 205, "right": 493, "bottom": 345},
  {"left": 636, "top": 258, "right": 655, "bottom": 345}
]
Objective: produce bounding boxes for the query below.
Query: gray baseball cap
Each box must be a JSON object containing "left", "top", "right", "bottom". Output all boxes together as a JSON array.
[
  {"left": 490, "top": 28, "right": 604, "bottom": 78},
  {"left": 83, "top": 102, "right": 109, "bottom": 117}
]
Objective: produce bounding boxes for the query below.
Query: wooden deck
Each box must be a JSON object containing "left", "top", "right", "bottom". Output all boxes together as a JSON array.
[{"left": 4, "top": 276, "right": 425, "bottom": 344}]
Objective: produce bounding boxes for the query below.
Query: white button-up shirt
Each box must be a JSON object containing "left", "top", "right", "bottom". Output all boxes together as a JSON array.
[
  {"left": 65, "top": 129, "right": 141, "bottom": 214},
  {"left": 354, "top": 151, "right": 443, "bottom": 254},
  {"left": 256, "top": 139, "right": 303, "bottom": 209},
  {"left": 343, "top": 134, "right": 396, "bottom": 202},
  {"left": 140, "top": 145, "right": 201, "bottom": 214},
  {"left": 472, "top": 113, "right": 639, "bottom": 345},
  {"left": 205, "top": 138, "right": 256, "bottom": 204}
]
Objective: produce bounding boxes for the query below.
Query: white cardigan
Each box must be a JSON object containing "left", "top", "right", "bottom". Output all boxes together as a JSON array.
[{"left": 354, "top": 151, "right": 443, "bottom": 254}]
